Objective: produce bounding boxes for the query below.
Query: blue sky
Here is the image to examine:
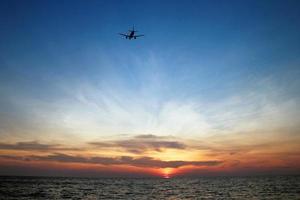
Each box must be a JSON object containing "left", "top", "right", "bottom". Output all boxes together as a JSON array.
[
  {"left": 0, "top": 0, "right": 300, "bottom": 141},
  {"left": 1, "top": 0, "right": 300, "bottom": 177}
]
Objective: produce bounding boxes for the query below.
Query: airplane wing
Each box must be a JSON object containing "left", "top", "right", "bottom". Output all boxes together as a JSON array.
[
  {"left": 134, "top": 34, "right": 144, "bottom": 37},
  {"left": 119, "top": 33, "right": 129, "bottom": 37}
]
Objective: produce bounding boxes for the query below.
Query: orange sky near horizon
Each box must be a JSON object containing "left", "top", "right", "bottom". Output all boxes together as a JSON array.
[{"left": 0, "top": 131, "right": 299, "bottom": 177}]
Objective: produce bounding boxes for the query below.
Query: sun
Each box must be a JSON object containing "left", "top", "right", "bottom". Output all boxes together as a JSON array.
[{"left": 162, "top": 168, "right": 174, "bottom": 179}]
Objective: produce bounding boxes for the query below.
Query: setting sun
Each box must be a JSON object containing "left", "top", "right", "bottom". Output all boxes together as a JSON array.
[{"left": 162, "top": 168, "right": 174, "bottom": 179}]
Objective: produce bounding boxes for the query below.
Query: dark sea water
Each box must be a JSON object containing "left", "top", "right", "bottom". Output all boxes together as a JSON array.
[{"left": 0, "top": 176, "right": 299, "bottom": 199}]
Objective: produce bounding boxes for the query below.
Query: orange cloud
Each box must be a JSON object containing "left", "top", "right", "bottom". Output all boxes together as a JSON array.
[{"left": 0, "top": 132, "right": 299, "bottom": 177}]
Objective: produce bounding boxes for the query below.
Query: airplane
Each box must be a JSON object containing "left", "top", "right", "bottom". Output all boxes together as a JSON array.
[{"left": 119, "top": 26, "right": 144, "bottom": 40}]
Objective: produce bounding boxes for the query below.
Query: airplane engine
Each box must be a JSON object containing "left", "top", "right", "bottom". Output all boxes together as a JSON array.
[
  {"left": 134, "top": 36, "right": 136, "bottom": 39},
  {"left": 126, "top": 36, "right": 128, "bottom": 39}
]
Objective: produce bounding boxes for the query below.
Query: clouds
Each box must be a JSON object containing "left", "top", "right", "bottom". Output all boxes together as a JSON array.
[
  {"left": 1, "top": 38, "right": 300, "bottom": 177},
  {"left": 1, "top": 50, "right": 299, "bottom": 144},
  {"left": 89, "top": 134, "right": 186, "bottom": 154},
  {"left": 0, "top": 135, "right": 188, "bottom": 154},
  {"left": 0, "top": 141, "right": 78, "bottom": 151},
  {"left": 56, "top": 79, "right": 213, "bottom": 140},
  {"left": 0, "top": 135, "right": 222, "bottom": 169},
  {"left": 0, "top": 153, "right": 222, "bottom": 168},
  {"left": 0, "top": 132, "right": 299, "bottom": 176},
  {"left": 0, "top": 135, "right": 223, "bottom": 169},
  {"left": 43, "top": 66, "right": 300, "bottom": 142}
]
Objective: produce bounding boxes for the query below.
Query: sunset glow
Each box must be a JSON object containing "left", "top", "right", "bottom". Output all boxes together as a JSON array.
[
  {"left": 162, "top": 168, "right": 174, "bottom": 179},
  {"left": 0, "top": 0, "right": 300, "bottom": 178}
]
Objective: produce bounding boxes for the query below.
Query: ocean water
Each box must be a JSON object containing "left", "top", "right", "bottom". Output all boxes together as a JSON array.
[{"left": 0, "top": 176, "right": 299, "bottom": 199}]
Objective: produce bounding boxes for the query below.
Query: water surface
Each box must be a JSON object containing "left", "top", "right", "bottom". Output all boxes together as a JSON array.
[{"left": 0, "top": 176, "right": 299, "bottom": 199}]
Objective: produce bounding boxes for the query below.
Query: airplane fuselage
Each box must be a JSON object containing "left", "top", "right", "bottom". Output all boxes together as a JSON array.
[{"left": 127, "top": 31, "right": 135, "bottom": 39}]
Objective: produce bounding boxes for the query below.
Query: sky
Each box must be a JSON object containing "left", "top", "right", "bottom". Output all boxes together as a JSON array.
[{"left": 0, "top": 0, "right": 300, "bottom": 177}]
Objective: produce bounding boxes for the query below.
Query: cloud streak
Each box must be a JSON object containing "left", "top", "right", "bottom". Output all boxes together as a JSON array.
[
  {"left": 89, "top": 134, "right": 187, "bottom": 153},
  {"left": 0, "top": 141, "right": 79, "bottom": 151},
  {"left": 0, "top": 153, "right": 222, "bottom": 168}
]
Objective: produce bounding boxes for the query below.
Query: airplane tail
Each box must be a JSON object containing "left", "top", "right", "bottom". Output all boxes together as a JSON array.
[{"left": 129, "top": 25, "right": 138, "bottom": 32}]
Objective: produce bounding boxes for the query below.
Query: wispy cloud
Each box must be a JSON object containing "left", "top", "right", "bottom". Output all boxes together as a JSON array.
[
  {"left": 89, "top": 134, "right": 186, "bottom": 153},
  {"left": 1, "top": 53, "right": 299, "bottom": 144},
  {"left": 0, "top": 153, "right": 222, "bottom": 168},
  {"left": 0, "top": 141, "right": 79, "bottom": 151}
]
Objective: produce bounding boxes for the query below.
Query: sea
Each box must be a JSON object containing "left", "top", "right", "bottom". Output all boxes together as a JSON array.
[{"left": 0, "top": 175, "right": 299, "bottom": 199}]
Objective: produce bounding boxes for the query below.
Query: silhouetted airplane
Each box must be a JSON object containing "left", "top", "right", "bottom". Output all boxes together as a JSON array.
[{"left": 119, "top": 26, "right": 144, "bottom": 40}]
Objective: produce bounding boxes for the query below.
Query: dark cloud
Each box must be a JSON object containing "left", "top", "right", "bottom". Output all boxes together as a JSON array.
[
  {"left": 0, "top": 141, "right": 79, "bottom": 151},
  {"left": 0, "top": 153, "right": 222, "bottom": 168},
  {"left": 0, "top": 135, "right": 187, "bottom": 154},
  {"left": 114, "top": 156, "right": 222, "bottom": 168},
  {"left": 0, "top": 155, "right": 27, "bottom": 161},
  {"left": 89, "top": 134, "right": 186, "bottom": 153},
  {"left": 134, "top": 134, "right": 169, "bottom": 139}
]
